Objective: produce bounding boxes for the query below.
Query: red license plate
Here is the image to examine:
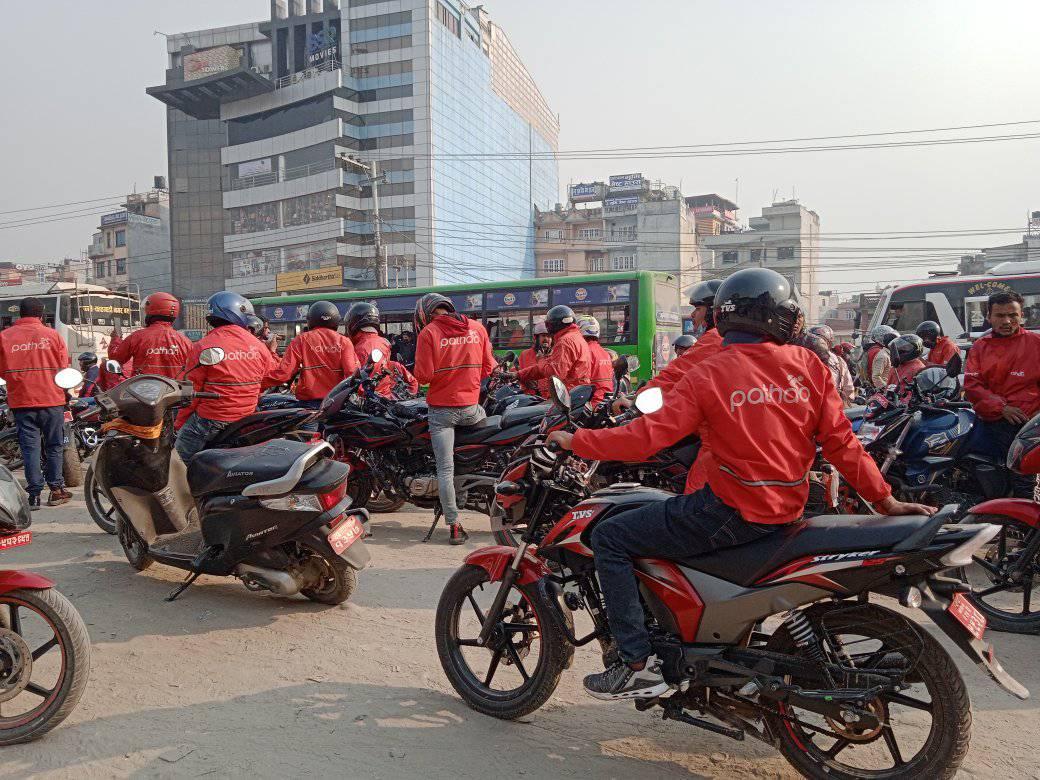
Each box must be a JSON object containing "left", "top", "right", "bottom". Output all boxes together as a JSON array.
[
  {"left": 949, "top": 592, "right": 987, "bottom": 640},
  {"left": 0, "top": 531, "right": 32, "bottom": 550},
  {"left": 327, "top": 515, "right": 364, "bottom": 555},
  {"left": 63, "top": 411, "right": 73, "bottom": 422}
]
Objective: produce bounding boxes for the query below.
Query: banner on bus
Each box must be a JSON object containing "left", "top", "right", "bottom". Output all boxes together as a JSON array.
[
  {"left": 552, "top": 283, "right": 632, "bottom": 307},
  {"left": 486, "top": 289, "right": 549, "bottom": 310},
  {"left": 276, "top": 266, "right": 343, "bottom": 292}
]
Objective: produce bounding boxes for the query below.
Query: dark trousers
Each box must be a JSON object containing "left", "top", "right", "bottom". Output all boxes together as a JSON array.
[
  {"left": 590, "top": 486, "right": 779, "bottom": 664},
  {"left": 984, "top": 419, "right": 1037, "bottom": 498},
  {"left": 14, "top": 407, "right": 65, "bottom": 496}
]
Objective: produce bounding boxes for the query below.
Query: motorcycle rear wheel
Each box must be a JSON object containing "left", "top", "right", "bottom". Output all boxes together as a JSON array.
[
  {"left": 0, "top": 431, "right": 22, "bottom": 471},
  {"left": 960, "top": 513, "right": 1040, "bottom": 633},
  {"left": 0, "top": 588, "right": 91, "bottom": 745},
  {"left": 765, "top": 603, "right": 970, "bottom": 780},
  {"left": 62, "top": 443, "right": 83, "bottom": 489},
  {"left": 84, "top": 466, "right": 117, "bottom": 535},
  {"left": 436, "top": 564, "right": 569, "bottom": 720},
  {"left": 296, "top": 545, "right": 357, "bottom": 605},
  {"left": 346, "top": 471, "right": 373, "bottom": 511},
  {"left": 368, "top": 490, "right": 406, "bottom": 514}
]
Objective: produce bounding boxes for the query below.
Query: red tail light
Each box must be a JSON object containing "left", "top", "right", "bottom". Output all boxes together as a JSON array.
[{"left": 319, "top": 480, "right": 347, "bottom": 511}]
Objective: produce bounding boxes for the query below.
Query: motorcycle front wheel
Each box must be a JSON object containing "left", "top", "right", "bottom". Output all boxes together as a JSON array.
[
  {"left": 84, "top": 466, "right": 117, "bottom": 535},
  {"left": 959, "top": 513, "right": 1040, "bottom": 633},
  {"left": 61, "top": 442, "right": 83, "bottom": 489},
  {"left": 0, "top": 588, "right": 91, "bottom": 744}
]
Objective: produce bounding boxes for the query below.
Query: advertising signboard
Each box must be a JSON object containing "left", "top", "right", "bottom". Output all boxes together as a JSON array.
[
  {"left": 306, "top": 27, "right": 339, "bottom": 67},
  {"left": 101, "top": 211, "right": 128, "bottom": 227},
  {"left": 552, "top": 283, "right": 632, "bottom": 307},
  {"left": 486, "top": 289, "right": 549, "bottom": 310},
  {"left": 568, "top": 182, "right": 603, "bottom": 202},
  {"left": 608, "top": 174, "right": 644, "bottom": 193},
  {"left": 183, "top": 45, "right": 242, "bottom": 82},
  {"left": 276, "top": 266, "right": 343, "bottom": 292}
]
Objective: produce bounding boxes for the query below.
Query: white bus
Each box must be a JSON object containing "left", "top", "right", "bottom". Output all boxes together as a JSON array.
[
  {"left": 866, "top": 264, "right": 1040, "bottom": 345},
  {"left": 0, "top": 282, "right": 141, "bottom": 359}
]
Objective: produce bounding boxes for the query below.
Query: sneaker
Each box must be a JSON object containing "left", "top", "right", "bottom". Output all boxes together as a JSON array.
[
  {"left": 28, "top": 495, "right": 41, "bottom": 511},
  {"left": 583, "top": 655, "right": 669, "bottom": 701},
  {"left": 47, "top": 488, "right": 72, "bottom": 507},
  {"left": 448, "top": 523, "right": 469, "bottom": 546}
]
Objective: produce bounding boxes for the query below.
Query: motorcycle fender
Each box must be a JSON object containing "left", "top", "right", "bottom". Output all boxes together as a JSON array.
[
  {"left": 0, "top": 570, "right": 54, "bottom": 592},
  {"left": 919, "top": 586, "right": 1029, "bottom": 700},
  {"left": 308, "top": 503, "right": 371, "bottom": 570},
  {"left": 464, "top": 545, "right": 550, "bottom": 586},
  {"left": 966, "top": 498, "right": 1040, "bottom": 529}
]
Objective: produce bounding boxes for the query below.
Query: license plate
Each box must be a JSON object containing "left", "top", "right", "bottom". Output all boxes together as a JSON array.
[
  {"left": 949, "top": 592, "right": 987, "bottom": 640},
  {"left": 327, "top": 514, "right": 364, "bottom": 555},
  {"left": 0, "top": 531, "right": 32, "bottom": 550}
]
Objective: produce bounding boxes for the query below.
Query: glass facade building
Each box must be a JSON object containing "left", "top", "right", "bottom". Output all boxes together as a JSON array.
[{"left": 148, "top": 0, "right": 559, "bottom": 298}]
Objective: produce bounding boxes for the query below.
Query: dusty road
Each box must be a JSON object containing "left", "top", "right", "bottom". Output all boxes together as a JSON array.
[{"left": 2, "top": 492, "right": 1039, "bottom": 779}]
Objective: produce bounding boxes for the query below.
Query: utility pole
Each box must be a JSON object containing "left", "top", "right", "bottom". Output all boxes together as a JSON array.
[{"left": 339, "top": 154, "right": 388, "bottom": 287}]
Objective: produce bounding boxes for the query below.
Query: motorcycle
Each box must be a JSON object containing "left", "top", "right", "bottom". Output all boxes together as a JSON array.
[
  {"left": 0, "top": 375, "right": 86, "bottom": 488},
  {"left": 0, "top": 384, "right": 90, "bottom": 743},
  {"left": 481, "top": 353, "right": 545, "bottom": 417},
  {"left": 435, "top": 376, "right": 1027, "bottom": 780},
  {"left": 92, "top": 348, "right": 369, "bottom": 604}
]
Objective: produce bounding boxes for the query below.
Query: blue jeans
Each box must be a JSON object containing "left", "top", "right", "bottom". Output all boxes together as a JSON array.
[
  {"left": 14, "top": 407, "right": 66, "bottom": 496},
  {"left": 590, "top": 486, "right": 779, "bottom": 664},
  {"left": 427, "top": 404, "right": 486, "bottom": 524},
  {"left": 175, "top": 414, "right": 229, "bottom": 463}
]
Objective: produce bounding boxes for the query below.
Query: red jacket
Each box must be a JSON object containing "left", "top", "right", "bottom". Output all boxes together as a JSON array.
[
  {"left": 517, "top": 324, "right": 592, "bottom": 392},
  {"left": 352, "top": 331, "right": 391, "bottom": 373},
  {"left": 965, "top": 328, "right": 1040, "bottom": 421},
  {"left": 177, "top": 325, "right": 275, "bottom": 425},
  {"left": 645, "top": 328, "right": 723, "bottom": 394},
  {"left": 587, "top": 340, "right": 614, "bottom": 404},
  {"left": 0, "top": 318, "right": 70, "bottom": 409},
  {"left": 888, "top": 358, "right": 927, "bottom": 396},
  {"left": 926, "top": 336, "right": 959, "bottom": 369},
  {"left": 108, "top": 322, "right": 192, "bottom": 379},
  {"left": 265, "top": 328, "right": 357, "bottom": 401},
  {"left": 518, "top": 348, "right": 549, "bottom": 398},
  {"left": 573, "top": 341, "right": 891, "bottom": 524},
  {"left": 414, "top": 315, "right": 496, "bottom": 407},
  {"left": 98, "top": 360, "right": 131, "bottom": 392}
]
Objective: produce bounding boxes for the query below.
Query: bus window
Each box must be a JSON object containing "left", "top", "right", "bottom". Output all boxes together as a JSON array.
[
  {"left": 0, "top": 297, "right": 58, "bottom": 328},
  {"left": 882, "top": 300, "right": 937, "bottom": 333},
  {"left": 966, "top": 293, "right": 1040, "bottom": 337},
  {"left": 485, "top": 313, "right": 531, "bottom": 349}
]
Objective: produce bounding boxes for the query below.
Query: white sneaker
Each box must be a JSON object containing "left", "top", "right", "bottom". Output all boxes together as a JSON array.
[{"left": 583, "top": 654, "right": 669, "bottom": 700}]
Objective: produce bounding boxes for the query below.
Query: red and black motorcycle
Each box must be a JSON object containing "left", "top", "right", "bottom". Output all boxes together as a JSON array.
[{"left": 435, "top": 377, "right": 1027, "bottom": 780}]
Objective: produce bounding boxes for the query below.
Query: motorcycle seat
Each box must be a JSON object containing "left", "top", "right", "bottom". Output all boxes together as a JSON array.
[
  {"left": 500, "top": 404, "right": 548, "bottom": 429},
  {"left": 393, "top": 398, "right": 428, "bottom": 418},
  {"left": 455, "top": 416, "right": 503, "bottom": 444},
  {"left": 677, "top": 512, "right": 943, "bottom": 588},
  {"left": 187, "top": 438, "right": 320, "bottom": 497}
]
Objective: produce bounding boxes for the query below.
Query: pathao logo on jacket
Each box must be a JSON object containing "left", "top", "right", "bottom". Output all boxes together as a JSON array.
[
  {"left": 311, "top": 344, "right": 343, "bottom": 354},
  {"left": 145, "top": 345, "right": 182, "bottom": 356},
  {"left": 729, "top": 374, "right": 811, "bottom": 412},
  {"left": 11, "top": 339, "right": 52, "bottom": 352},
  {"left": 1010, "top": 370, "right": 1026, "bottom": 377},
  {"left": 440, "top": 330, "right": 481, "bottom": 348},
  {"left": 223, "top": 348, "right": 262, "bottom": 361}
]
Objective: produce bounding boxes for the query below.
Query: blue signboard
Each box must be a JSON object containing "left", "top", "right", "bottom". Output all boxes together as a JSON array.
[
  {"left": 552, "top": 283, "right": 632, "bottom": 307},
  {"left": 486, "top": 289, "right": 549, "bottom": 310},
  {"left": 608, "top": 174, "right": 643, "bottom": 192},
  {"left": 569, "top": 183, "right": 599, "bottom": 200}
]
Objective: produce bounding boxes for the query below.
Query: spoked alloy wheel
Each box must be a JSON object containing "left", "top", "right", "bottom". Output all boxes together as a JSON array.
[
  {"left": 0, "top": 589, "right": 91, "bottom": 744},
  {"left": 84, "top": 467, "right": 117, "bottom": 535},
  {"left": 765, "top": 604, "right": 970, "bottom": 780},
  {"left": 435, "top": 564, "right": 569, "bottom": 720},
  {"left": 961, "top": 515, "right": 1040, "bottom": 633}
]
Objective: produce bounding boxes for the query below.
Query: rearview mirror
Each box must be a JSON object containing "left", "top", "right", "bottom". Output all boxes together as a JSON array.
[
  {"left": 946, "top": 353, "right": 962, "bottom": 377},
  {"left": 369, "top": 348, "right": 384, "bottom": 366},
  {"left": 105, "top": 360, "right": 122, "bottom": 376},
  {"left": 549, "top": 376, "right": 570, "bottom": 411},
  {"left": 626, "top": 355, "right": 640, "bottom": 374},
  {"left": 634, "top": 386, "right": 664, "bottom": 415},
  {"left": 55, "top": 368, "right": 84, "bottom": 390},
  {"left": 199, "top": 347, "right": 225, "bottom": 367}
]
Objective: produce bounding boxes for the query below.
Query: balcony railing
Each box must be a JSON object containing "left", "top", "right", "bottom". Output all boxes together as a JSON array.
[
  {"left": 87, "top": 243, "right": 107, "bottom": 257},
  {"left": 273, "top": 59, "right": 341, "bottom": 89},
  {"left": 231, "top": 159, "right": 338, "bottom": 191}
]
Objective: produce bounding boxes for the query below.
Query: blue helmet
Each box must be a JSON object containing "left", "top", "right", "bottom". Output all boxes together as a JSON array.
[{"left": 207, "top": 291, "right": 254, "bottom": 329}]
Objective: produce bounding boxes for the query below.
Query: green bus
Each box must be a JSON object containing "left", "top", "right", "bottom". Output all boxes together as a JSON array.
[{"left": 250, "top": 271, "right": 684, "bottom": 381}]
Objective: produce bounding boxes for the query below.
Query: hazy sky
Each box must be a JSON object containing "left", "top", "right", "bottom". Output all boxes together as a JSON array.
[{"left": 1, "top": 0, "right": 1038, "bottom": 295}]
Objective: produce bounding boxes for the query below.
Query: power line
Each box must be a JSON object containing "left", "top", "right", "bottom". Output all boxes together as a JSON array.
[{"left": 0, "top": 195, "right": 131, "bottom": 216}]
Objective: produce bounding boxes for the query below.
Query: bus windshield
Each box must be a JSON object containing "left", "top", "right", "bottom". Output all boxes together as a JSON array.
[
  {"left": 0, "top": 297, "right": 58, "bottom": 329},
  {"left": 69, "top": 293, "right": 140, "bottom": 328}
]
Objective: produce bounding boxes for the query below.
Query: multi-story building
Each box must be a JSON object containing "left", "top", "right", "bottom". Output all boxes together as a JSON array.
[
  {"left": 956, "top": 211, "right": 1040, "bottom": 275},
  {"left": 147, "top": 0, "right": 559, "bottom": 299},
  {"left": 534, "top": 174, "right": 701, "bottom": 298},
  {"left": 85, "top": 186, "right": 171, "bottom": 299},
  {"left": 696, "top": 198, "right": 820, "bottom": 321}
]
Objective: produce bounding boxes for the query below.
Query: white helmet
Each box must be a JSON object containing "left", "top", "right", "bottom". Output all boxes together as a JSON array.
[{"left": 576, "top": 314, "right": 600, "bottom": 339}]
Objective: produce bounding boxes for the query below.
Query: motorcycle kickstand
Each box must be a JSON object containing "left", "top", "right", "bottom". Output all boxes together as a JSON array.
[
  {"left": 422, "top": 503, "right": 443, "bottom": 543},
  {"left": 165, "top": 571, "right": 201, "bottom": 602}
]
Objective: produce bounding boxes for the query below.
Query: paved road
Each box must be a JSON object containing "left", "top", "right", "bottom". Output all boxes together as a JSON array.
[{"left": 2, "top": 494, "right": 1039, "bottom": 779}]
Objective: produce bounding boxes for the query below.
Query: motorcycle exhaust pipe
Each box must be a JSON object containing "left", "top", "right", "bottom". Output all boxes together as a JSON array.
[{"left": 233, "top": 563, "right": 300, "bottom": 596}]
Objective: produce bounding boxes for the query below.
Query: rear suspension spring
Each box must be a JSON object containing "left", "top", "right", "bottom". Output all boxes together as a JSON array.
[{"left": 783, "top": 609, "right": 826, "bottom": 664}]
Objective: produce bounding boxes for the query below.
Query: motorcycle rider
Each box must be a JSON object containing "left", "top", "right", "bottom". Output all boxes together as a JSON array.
[
  {"left": 860, "top": 325, "right": 899, "bottom": 390},
  {"left": 346, "top": 302, "right": 398, "bottom": 397},
  {"left": 917, "top": 320, "right": 959, "bottom": 369},
  {"left": 672, "top": 334, "right": 697, "bottom": 358},
  {"left": 0, "top": 297, "right": 72, "bottom": 509},
  {"left": 264, "top": 301, "right": 357, "bottom": 410},
  {"left": 517, "top": 320, "right": 551, "bottom": 398},
  {"left": 808, "top": 324, "right": 855, "bottom": 406},
  {"left": 174, "top": 293, "right": 276, "bottom": 463},
  {"left": 577, "top": 315, "right": 614, "bottom": 405},
  {"left": 413, "top": 293, "right": 497, "bottom": 545},
  {"left": 78, "top": 352, "right": 100, "bottom": 398},
  {"left": 515, "top": 305, "right": 592, "bottom": 392},
  {"left": 245, "top": 314, "right": 279, "bottom": 356},
  {"left": 888, "top": 334, "right": 927, "bottom": 397},
  {"left": 108, "top": 292, "right": 192, "bottom": 379},
  {"left": 964, "top": 290, "right": 1040, "bottom": 497},
  {"left": 547, "top": 268, "right": 933, "bottom": 700}
]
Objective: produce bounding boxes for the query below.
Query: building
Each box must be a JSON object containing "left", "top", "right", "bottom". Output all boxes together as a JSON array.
[
  {"left": 534, "top": 174, "right": 701, "bottom": 297},
  {"left": 695, "top": 198, "right": 820, "bottom": 321},
  {"left": 86, "top": 186, "right": 171, "bottom": 299},
  {"left": 956, "top": 211, "right": 1040, "bottom": 275},
  {"left": 147, "top": 0, "right": 559, "bottom": 299}
]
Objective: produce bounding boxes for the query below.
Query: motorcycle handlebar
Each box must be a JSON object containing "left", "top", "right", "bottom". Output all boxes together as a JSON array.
[{"left": 194, "top": 391, "right": 221, "bottom": 400}]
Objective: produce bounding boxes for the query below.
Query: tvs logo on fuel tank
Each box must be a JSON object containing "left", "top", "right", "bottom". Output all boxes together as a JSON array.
[{"left": 570, "top": 508, "right": 596, "bottom": 520}]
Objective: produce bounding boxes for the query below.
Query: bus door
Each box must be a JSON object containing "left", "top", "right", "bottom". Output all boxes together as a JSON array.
[
  {"left": 924, "top": 292, "right": 966, "bottom": 341},
  {"left": 964, "top": 295, "right": 991, "bottom": 340}
]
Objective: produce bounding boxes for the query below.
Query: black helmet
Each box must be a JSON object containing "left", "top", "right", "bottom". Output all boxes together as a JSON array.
[
  {"left": 413, "top": 293, "right": 455, "bottom": 332},
  {"left": 889, "top": 334, "right": 924, "bottom": 367},
  {"left": 346, "top": 302, "right": 381, "bottom": 337},
  {"left": 713, "top": 268, "right": 801, "bottom": 344},
  {"left": 77, "top": 351, "right": 98, "bottom": 368},
  {"left": 688, "top": 279, "right": 722, "bottom": 307},
  {"left": 244, "top": 314, "right": 265, "bottom": 338},
  {"left": 867, "top": 325, "right": 899, "bottom": 348},
  {"left": 915, "top": 320, "right": 942, "bottom": 346},
  {"left": 307, "top": 300, "right": 341, "bottom": 330},
  {"left": 545, "top": 305, "right": 576, "bottom": 335},
  {"left": 672, "top": 334, "right": 697, "bottom": 355}
]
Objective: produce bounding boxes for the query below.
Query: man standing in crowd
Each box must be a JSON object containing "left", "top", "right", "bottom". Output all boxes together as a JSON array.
[
  {"left": 517, "top": 320, "right": 551, "bottom": 398},
  {"left": 413, "top": 293, "right": 497, "bottom": 545},
  {"left": 109, "top": 292, "right": 191, "bottom": 378},
  {"left": 965, "top": 291, "right": 1040, "bottom": 496},
  {"left": 917, "top": 320, "right": 959, "bottom": 369},
  {"left": 175, "top": 293, "right": 275, "bottom": 462},
  {"left": 392, "top": 329, "right": 417, "bottom": 370},
  {"left": 0, "top": 298, "right": 72, "bottom": 508},
  {"left": 515, "top": 305, "right": 591, "bottom": 393},
  {"left": 265, "top": 301, "right": 356, "bottom": 410}
]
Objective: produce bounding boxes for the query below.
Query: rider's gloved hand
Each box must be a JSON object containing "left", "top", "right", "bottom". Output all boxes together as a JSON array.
[
  {"left": 611, "top": 396, "right": 633, "bottom": 414},
  {"left": 875, "top": 495, "right": 937, "bottom": 516},
  {"left": 546, "top": 430, "right": 574, "bottom": 451}
]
